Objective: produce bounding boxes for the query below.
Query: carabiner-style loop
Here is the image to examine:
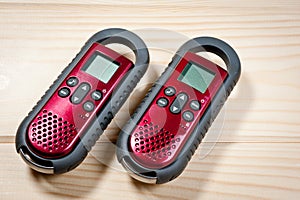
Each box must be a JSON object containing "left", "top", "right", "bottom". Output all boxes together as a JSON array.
[
  {"left": 88, "top": 28, "right": 149, "bottom": 72},
  {"left": 176, "top": 36, "right": 241, "bottom": 82}
]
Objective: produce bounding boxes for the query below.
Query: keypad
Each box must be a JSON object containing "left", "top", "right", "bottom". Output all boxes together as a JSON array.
[
  {"left": 157, "top": 87, "right": 202, "bottom": 122},
  {"left": 58, "top": 76, "right": 100, "bottom": 113}
]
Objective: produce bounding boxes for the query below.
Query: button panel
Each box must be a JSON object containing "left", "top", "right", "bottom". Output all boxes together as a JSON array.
[
  {"left": 157, "top": 87, "right": 203, "bottom": 122},
  {"left": 70, "top": 83, "right": 91, "bottom": 104},
  {"left": 57, "top": 76, "right": 106, "bottom": 116},
  {"left": 57, "top": 75, "right": 106, "bottom": 116}
]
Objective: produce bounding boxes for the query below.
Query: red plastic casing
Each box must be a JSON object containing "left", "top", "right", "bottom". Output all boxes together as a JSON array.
[
  {"left": 129, "top": 52, "right": 228, "bottom": 169},
  {"left": 27, "top": 43, "right": 133, "bottom": 158}
]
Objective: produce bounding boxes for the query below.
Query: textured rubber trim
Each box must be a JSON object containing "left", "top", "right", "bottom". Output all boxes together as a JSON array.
[
  {"left": 16, "top": 28, "right": 149, "bottom": 174},
  {"left": 116, "top": 36, "right": 241, "bottom": 184}
]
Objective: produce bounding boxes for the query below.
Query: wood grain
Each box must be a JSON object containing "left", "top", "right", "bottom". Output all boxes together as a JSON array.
[{"left": 0, "top": 0, "right": 299, "bottom": 199}]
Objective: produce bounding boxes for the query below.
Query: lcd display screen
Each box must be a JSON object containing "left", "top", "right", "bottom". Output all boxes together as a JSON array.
[
  {"left": 178, "top": 62, "right": 215, "bottom": 93},
  {"left": 82, "top": 52, "right": 119, "bottom": 84}
]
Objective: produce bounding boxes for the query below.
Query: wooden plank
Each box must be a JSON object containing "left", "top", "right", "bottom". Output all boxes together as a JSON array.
[{"left": 0, "top": 1, "right": 299, "bottom": 199}]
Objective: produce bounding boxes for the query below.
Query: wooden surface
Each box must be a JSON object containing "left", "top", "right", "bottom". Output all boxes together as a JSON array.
[{"left": 0, "top": 0, "right": 300, "bottom": 199}]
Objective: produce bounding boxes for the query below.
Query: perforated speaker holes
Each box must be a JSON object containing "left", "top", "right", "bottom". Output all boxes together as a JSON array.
[
  {"left": 30, "top": 109, "right": 77, "bottom": 154},
  {"left": 133, "top": 122, "right": 181, "bottom": 161}
]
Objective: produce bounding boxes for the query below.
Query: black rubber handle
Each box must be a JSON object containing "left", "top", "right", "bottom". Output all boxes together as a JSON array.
[
  {"left": 177, "top": 36, "right": 241, "bottom": 82},
  {"left": 89, "top": 28, "right": 149, "bottom": 70}
]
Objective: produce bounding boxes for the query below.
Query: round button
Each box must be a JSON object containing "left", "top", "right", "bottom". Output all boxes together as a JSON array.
[
  {"left": 164, "top": 86, "right": 176, "bottom": 96},
  {"left": 66, "top": 77, "right": 79, "bottom": 87},
  {"left": 182, "top": 111, "right": 194, "bottom": 122},
  {"left": 91, "top": 90, "right": 102, "bottom": 101},
  {"left": 83, "top": 101, "right": 95, "bottom": 112},
  {"left": 58, "top": 87, "right": 70, "bottom": 98},
  {"left": 156, "top": 97, "right": 168, "bottom": 107},
  {"left": 190, "top": 100, "right": 201, "bottom": 111}
]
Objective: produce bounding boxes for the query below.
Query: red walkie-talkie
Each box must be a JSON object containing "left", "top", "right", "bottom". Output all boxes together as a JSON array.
[
  {"left": 16, "top": 28, "right": 149, "bottom": 174},
  {"left": 117, "top": 37, "right": 241, "bottom": 184}
]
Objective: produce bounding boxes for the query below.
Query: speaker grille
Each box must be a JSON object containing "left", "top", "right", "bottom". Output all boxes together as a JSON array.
[
  {"left": 28, "top": 109, "right": 77, "bottom": 156},
  {"left": 132, "top": 121, "right": 181, "bottom": 161}
]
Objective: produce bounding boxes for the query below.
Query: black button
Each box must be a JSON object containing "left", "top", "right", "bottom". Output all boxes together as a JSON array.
[
  {"left": 170, "top": 103, "right": 180, "bottom": 114},
  {"left": 190, "top": 100, "right": 201, "bottom": 111},
  {"left": 183, "top": 111, "right": 194, "bottom": 122},
  {"left": 169, "top": 92, "right": 188, "bottom": 114},
  {"left": 157, "top": 97, "right": 168, "bottom": 107},
  {"left": 91, "top": 90, "right": 102, "bottom": 101},
  {"left": 83, "top": 101, "right": 95, "bottom": 112},
  {"left": 177, "top": 93, "right": 188, "bottom": 104},
  {"left": 164, "top": 86, "right": 176, "bottom": 96},
  {"left": 66, "top": 77, "right": 79, "bottom": 87},
  {"left": 58, "top": 87, "right": 70, "bottom": 98},
  {"left": 70, "top": 83, "right": 91, "bottom": 104}
]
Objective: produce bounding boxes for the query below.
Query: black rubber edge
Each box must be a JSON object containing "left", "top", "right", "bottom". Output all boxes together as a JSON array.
[
  {"left": 116, "top": 37, "right": 241, "bottom": 184},
  {"left": 15, "top": 28, "right": 149, "bottom": 174}
]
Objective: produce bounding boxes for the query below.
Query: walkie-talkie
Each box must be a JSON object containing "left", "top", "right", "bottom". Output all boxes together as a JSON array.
[
  {"left": 16, "top": 28, "right": 149, "bottom": 174},
  {"left": 117, "top": 37, "right": 241, "bottom": 184}
]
